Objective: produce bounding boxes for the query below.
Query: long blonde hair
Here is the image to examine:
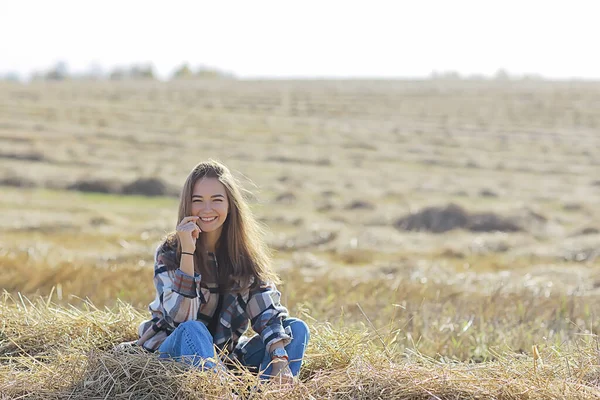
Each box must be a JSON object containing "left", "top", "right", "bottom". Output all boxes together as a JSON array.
[{"left": 162, "top": 160, "right": 279, "bottom": 289}]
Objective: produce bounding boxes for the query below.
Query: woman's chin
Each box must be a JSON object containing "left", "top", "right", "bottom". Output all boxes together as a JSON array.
[{"left": 199, "top": 224, "right": 223, "bottom": 233}]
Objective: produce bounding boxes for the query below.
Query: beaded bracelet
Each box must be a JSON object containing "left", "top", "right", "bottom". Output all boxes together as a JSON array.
[{"left": 181, "top": 251, "right": 195, "bottom": 256}]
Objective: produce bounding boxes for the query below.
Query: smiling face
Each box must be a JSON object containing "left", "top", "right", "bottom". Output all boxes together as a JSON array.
[{"left": 191, "top": 177, "right": 229, "bottom": 235}]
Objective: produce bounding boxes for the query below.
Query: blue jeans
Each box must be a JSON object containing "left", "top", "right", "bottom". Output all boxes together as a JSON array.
[{"left": 158, "top": 318, "right": 310, "bottom": 379}]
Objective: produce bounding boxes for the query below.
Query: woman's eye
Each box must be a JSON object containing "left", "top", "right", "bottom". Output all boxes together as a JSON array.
[{"left": 214, "top": 199, "right": 222, "bottom": 202}]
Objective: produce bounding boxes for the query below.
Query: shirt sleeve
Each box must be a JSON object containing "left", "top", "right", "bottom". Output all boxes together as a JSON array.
[
  {"left": 153, "top": 245, "right": 205, "bottom": 326},
  {"left": 244, "top": 282, "right": 291, "bottom": 353}
]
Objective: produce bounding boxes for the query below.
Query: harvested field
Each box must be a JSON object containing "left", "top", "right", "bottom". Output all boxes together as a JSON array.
[{"left": 1, "top": 79, "right": 600, "bottom": 398}]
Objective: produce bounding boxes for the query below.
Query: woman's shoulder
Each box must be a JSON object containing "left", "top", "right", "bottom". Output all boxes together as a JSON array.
[
  {"left": 157, "top": 234, "right": 177, "bottom": 250},
  {"left": 154, "top": 234, "right": 178, "bottom": 268},
  {"left": 246, "top": 278, "right": 279, "bottom": 294}
]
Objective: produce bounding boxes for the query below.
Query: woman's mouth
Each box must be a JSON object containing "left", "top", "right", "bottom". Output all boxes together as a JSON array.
[{"left": 200, "top": 216, "right": 218, "bottom": 223}]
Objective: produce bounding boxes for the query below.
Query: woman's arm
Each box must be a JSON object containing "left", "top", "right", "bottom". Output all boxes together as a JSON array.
[
  {"left": 245, "top": 283, "right": 292, "bottom": 353},
  {"left": 268, "top": 340, "right": 293, "bottom": 383},
  {"left": 245, "top": 282, "right": 294, "bottom": 383},
  {"left": 154, "top": 245, "right": 205, "bottom": 325}
]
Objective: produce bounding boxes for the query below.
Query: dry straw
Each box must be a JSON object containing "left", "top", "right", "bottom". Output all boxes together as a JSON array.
[{"left": 2, "top": 292, "right": 600, "bottom": 399}]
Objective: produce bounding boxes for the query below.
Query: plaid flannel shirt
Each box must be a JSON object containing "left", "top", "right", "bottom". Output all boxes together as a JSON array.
[{"left": 138, "top": 242, "right": 291, "bottom": 357}]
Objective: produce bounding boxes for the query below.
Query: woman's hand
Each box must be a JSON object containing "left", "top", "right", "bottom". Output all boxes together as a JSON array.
[
  {"left": 270, "top": 360, "right": 294, "bottom": 385},
  {"left": 176, "top": 216, "right": 201, "bottom": 252}
]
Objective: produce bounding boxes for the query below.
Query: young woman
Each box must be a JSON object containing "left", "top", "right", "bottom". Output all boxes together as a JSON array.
[{"left": 136, "top": 160, "right": 309, "bottom": 383}]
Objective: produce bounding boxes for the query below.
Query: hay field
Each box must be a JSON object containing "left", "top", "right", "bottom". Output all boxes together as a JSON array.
[{"left": 1, "top": 79, "right": 600, "bottom": 398}]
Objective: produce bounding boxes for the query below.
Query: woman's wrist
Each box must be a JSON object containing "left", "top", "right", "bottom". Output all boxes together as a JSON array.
[
  {"left": 181, "top": 247, "right": 196, "bottom": 254},
  {"left": 270, "top": 347, "right": 289, "bottom": 361}
]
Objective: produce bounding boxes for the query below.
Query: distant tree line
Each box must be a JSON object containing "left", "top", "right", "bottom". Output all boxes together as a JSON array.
[
  {"left": 2, "top": 64, "right": 550, "bottom": 82},
  {"left": 430, "top": 69, "right": 544, "bottom": 81},
  {"left": 1, "top": 61, "right": 237, "bottom": 82}
]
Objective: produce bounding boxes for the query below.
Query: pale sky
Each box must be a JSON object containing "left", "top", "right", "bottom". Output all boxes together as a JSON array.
[{"left": 1, "top": 0, "right": 599, "bottom": 80}]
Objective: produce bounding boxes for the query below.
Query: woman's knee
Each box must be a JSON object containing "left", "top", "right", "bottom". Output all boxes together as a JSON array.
[
  {"left": 284, "top": 318, "right": 310, "bottom": 342},
  {"left": 177, "top": 320, "right": 212, "bottom": 338}
]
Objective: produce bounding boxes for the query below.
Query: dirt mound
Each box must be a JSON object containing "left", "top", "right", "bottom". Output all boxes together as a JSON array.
[
  {"left": 66, "top": 177, "right": 176, "bottom": 197},
  {"left": 467, "top": 212, "right": 521, "bottom": 232},
  {"left": 0, "top": 151, "right": 45, "bottom": 162},
  {"left": 0, "top": 175, "right": 36, "bottom": 188},
  {"left": 121, "top": 178, "right": 173, "bottom": 197},
  {"left": 394, "top": 204, "right": 469, "bottom": 233},
  {"left": 574, "top": 227, "right": 600, "bottom": 236},
  {"left": 274, "top": 191, "right": 297, "bottom": 204},
  {"left": 344, "top": 200, "right": 376, "bottom": 210},
  {"left": 67, "top": 179, "right": 122, "bottom": 194},
  {"left": 394, "top": 203, "right": 523, "bottom": 233}
]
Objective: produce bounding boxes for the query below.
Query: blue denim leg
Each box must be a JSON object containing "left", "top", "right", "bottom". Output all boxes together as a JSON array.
[
  {"left": 240, "top": 318, "right": 310, "bottom": 379},
  {"left": 158, "top": 320, "right": 217, "bottom": 370}
]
